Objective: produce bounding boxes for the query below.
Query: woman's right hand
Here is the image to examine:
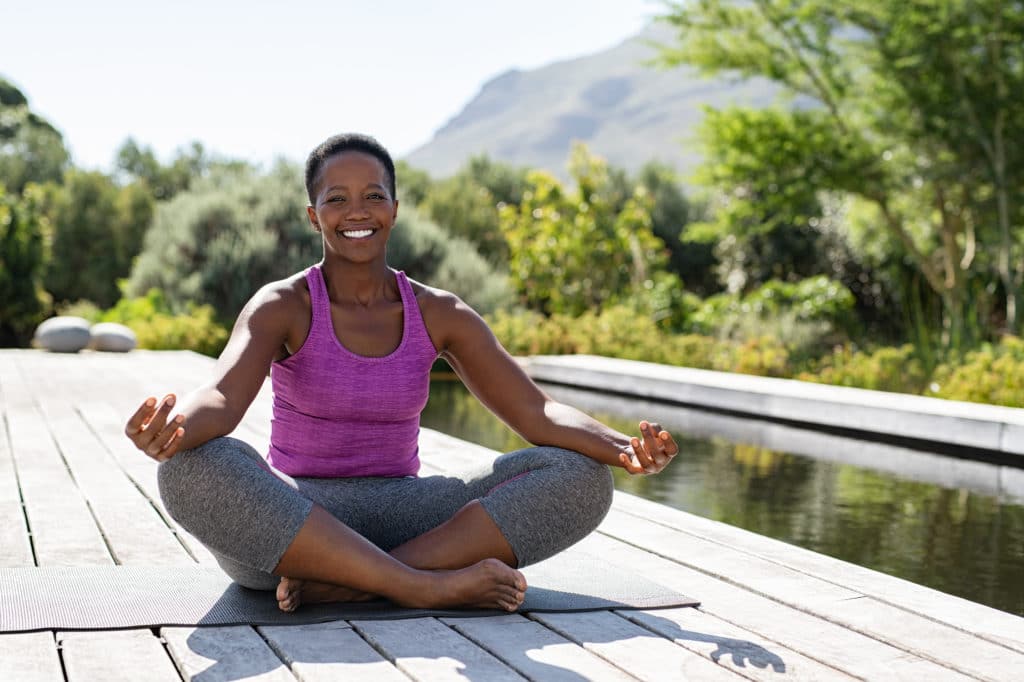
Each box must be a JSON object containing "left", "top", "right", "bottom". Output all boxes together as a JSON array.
[{"left": 125, "top": 394, "right": 186, "bottom": 462}]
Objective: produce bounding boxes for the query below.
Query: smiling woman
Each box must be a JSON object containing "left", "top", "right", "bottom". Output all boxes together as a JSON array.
[{"left": 122, "top": 132, "right": 680, "bottom": 615}]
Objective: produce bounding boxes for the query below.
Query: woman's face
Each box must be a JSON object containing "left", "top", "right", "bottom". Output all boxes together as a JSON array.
[{"left": 306, "top": 151, "right": 398, "bottom": 263}]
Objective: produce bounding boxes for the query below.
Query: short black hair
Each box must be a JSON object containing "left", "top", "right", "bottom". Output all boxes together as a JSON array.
[{"left": 304, "top": 133, "right": 396, "bottom": 205}]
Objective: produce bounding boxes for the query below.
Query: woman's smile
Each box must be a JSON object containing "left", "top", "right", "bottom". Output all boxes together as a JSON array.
[{"left": 339, "top": 228, "right": 376, "bottom": 239}]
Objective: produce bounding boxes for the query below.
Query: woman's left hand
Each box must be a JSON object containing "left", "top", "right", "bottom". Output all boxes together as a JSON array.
[{"left": 619, "top": 421, "right": 679, "bottom": 475}]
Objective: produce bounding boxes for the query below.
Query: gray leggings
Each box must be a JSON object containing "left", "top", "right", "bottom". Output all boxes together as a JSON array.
[{"left": 157, "top": 437, "right": 614, "bottom": 590}]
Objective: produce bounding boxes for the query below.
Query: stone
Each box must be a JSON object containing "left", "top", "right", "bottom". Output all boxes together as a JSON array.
[
  {"left": 33, "top": 316, "right": 92, "bottom": 353},
  {"left": 90, "top": 322, "right": 137, "bottom": 352}
]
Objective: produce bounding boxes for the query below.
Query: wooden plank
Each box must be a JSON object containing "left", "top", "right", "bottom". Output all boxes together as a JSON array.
[
  {"left": 161, "top": 626, "right": 297, "bottom": 682},
  {"left": 352, "top": 617, "right": 526, "bottom": 681},
  {"left": 16, "top": 356, "right": 194, "bottom": 567},
  {"left": 73, "top": 395, "right": 218, "bottom": 566},
  {"left": 258, "top": 621, "right": 409, "bottom": 681},
  {"left": 618, "top": 606, "right": 857, "bottom": 681},
  {"left": 531, "top": 610, "right": 743, "bottom": 681},
  {"left": 597, "top": 510, "right": 1022, "bottom": 681},
  {"left": 3, "top": 384, "right": 111, "bottom": 566},
  {"left": 580, "top": 532, "right": 975, "bottom": 682},
  {"left": 59, "top": 629, "right": 181, "bottom": 682},
  {"left": 0, "top": 409, "right": 35, "bottom": 567},
  {"left": 440, "top": 614, "right": 636, "bottom": 681},
  {"left": 0, "top": 632, "right": 63, "bottom": 682},
  {"left": 614, "top": 490, "right": 1024, "bottom": 654}
]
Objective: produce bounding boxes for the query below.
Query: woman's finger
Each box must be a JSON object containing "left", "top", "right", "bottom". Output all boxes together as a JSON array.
[
  {"left": 640, "top": 421, "right": 664, "bottom": 458},
  {"left": 659, "top": 430, "right": 679, "bottom": 457},
  {"left": 124, "top": 397, "right": 157, "bottom": 440},
  {"left": 155, "top": 425, "right": 185, "bottom": 462},
  {"left": 145, "top": 414, "right": 183, "bottom": 459},
  {"left": 631, "top": 436, "right": 656, "bottom": 472},
  {"left": 619, "top": 451, "right": 644, "bottom": 474}
]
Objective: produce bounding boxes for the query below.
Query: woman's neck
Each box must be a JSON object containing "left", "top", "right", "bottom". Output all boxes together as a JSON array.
[{"left": 319, "top": 258, "right": 397, "bottom": 307}]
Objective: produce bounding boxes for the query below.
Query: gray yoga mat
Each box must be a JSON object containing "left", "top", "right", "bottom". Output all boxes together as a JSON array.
[{"left": 0, "top": 550, "right": 698, "bottom": 633}]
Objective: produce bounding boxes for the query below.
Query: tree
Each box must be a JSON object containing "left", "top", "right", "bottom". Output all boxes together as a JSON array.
[
  {"left": 0, "top": 77, "right": 69, "bottom": 193},
  {"left": 42, "top": 170, "right": 155, "bottom": 307},
  {"left": 419, "top": 155, "right": 529, "bottom": 265},
  {"left": 658, "top": 0, "right": 1024, "bottom": 345},
  {"left": 126, "top": 162, "right": 316, "bottom": 321},
  {"left": 115, "top": 138, "right": 209, "bottom": 200},
  {"left": 0, "top": 184, "right": 51, "bottom": 345},
  {"left": 499, "top": 144, "right": 667, "bottom": 316}
]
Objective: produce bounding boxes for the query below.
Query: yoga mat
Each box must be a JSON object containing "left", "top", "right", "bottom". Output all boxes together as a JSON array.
[{"left": 0, "top": 550, "right": 698, "bottom": 633}]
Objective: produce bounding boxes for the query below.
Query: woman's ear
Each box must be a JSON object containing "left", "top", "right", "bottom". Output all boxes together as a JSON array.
[{"left": 306, "top": 205, "right": 321, "bottom": 232}]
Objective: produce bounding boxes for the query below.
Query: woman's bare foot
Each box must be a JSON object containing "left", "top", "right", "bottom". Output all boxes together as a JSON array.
[
  {"left": 426, "top": 558, "right": 528, "bottom": 612},
  {"left": 276, "top": 576, "right": 376, "bottom": 612}
]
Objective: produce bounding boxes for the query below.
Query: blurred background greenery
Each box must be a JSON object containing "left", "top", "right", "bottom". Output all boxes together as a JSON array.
[{"left": 2, "top": 0, "right": 1022, "bottom": 407}]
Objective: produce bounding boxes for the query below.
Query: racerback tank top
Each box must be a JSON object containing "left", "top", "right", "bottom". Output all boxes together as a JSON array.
[{"left": 268, "top": 265, "right": 439, "bottom": 477}]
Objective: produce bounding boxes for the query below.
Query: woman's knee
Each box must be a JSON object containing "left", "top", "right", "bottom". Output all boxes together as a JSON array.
[
  {"left": 157, "top": 436, "right": 262, "bottom": 528},
  {"left": 551, "top": 447, "right": 615, "bottom": 525}
]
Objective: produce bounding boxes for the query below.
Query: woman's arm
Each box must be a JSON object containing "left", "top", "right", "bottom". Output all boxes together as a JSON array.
[
  {"left": 430, "top": 293, "right": 677, "bottom": 474},
  {"left": 124, "top": 283, "right": 297, "bottom": 461}
]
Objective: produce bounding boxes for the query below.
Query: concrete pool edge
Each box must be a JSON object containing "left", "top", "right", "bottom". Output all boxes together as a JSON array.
[{"left": 518, "top": 354, "right": 1024, "bottom": 458}]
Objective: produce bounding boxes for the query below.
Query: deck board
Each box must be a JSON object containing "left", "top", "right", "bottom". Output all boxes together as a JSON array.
[
  {"left": 1, "top": 349, "right": 1022, "bottom": 681},
  {"left": 351, "top": 617, "right": 527, "bottom": 681},
  {"left": 440, "top": 614, "right": 637, "bottom": 681},
  {"left": 59, "top": 629, "right": 181, "bottom": 682},
  {"left": 258, "top": 621, "right": 411, "bottom": 682}
]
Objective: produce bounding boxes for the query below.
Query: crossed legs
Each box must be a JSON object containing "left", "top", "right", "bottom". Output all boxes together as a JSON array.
[{"left": 158, "top": 438, "right": 614, "bottom": 611}]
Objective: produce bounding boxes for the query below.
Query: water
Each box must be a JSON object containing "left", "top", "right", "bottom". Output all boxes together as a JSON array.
[{"left": 421, "top": 378, "right": 1024, "bottom": 616}]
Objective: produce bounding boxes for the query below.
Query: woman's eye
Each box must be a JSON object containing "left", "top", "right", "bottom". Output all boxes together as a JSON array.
[
  {"left": 327, "top": 196, "right": 345, "bottom": 203},
  {"left": 368, "top": 193, "right": 384, "bottom": 200}
]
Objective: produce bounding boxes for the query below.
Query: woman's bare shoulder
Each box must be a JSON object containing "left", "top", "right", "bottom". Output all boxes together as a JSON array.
[{"left": 406, "top": 276, "right": 489, "bottom": 352}]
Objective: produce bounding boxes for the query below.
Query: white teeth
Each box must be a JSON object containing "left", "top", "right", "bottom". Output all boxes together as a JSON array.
[{"left": 341, "top": 229, "right": 374, "bottom": 238}]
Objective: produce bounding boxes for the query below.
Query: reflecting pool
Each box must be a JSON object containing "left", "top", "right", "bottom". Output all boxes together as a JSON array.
[{"left": 421, "top": 378, "right": 1024, "bottom": 616}]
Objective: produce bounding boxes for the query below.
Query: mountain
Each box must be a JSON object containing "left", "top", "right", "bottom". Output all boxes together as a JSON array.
[{"left": 404, "top": 24, "right": 778, "bottom": 180}]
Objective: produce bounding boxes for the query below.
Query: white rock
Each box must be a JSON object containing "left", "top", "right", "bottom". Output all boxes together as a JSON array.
[
  {"left": 33, "top": 316, "right": 92, "bottom": 353},
  {"left": 90, "top": 322, "right": 137, "bottom": 352}
]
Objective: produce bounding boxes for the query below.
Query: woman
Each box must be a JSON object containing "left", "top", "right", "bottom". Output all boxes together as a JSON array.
[{"left": 125, "top": 133, "right": 678, "bottom": 613}]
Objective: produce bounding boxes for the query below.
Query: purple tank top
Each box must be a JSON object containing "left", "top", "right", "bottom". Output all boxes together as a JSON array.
[{"left": 268, "top": 266, "right": 439, "bottom": 477}]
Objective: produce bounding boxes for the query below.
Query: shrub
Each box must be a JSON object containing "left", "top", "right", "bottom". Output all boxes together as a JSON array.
[
  {"left": 387, "top": 206, "right": 513, "bottom": 314},
  {"left": 0, "top": 184, "right": 51, "bottom": 346},
  {"left": 96, "top": 288, "right": 228, "bottom": 357},
  {"left": 797, "top": 344, "right": 928, "bottom": 393},
  {"left": 927, "top": 337, "right": 1024, "bottom": 408}
]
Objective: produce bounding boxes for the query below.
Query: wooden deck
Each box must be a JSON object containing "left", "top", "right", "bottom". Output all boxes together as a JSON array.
[{"left": 1, "top": 348, "right": 1022, "bottom": 681}]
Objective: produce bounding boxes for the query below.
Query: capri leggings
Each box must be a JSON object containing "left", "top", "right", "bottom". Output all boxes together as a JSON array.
[{"left": 157, "top": 437, "right": 615, "bottom": 590}]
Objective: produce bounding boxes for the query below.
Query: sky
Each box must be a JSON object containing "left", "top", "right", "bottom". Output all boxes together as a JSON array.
[{"left": 3, "top": 0, "right": 662, "bottom": 172}]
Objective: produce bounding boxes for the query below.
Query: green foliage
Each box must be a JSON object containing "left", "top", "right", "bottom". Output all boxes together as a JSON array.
[
  {"left": 500, "top": 144, "right": 667, "bottom": 316},
  {"left": 97, "top": 288, "right": 228, "bottom": 356},
  {"left": 0, "top": 77, "right": 69, "bottom": 193},
  {"left": 115, "top": 139, "right": 209, "bottom": 201},
  {"left": 657, "top": 0, "right": 1024, "bottom": 343},
  {"left": 126, "top": 162, "right": 317, "bottom": 321},
  {"left": 798, "top": 345, "right": 929, "bottom": 394},
  {"left": 415, "top": 155, "right": 529, "bottom": 265},
  {"left": 636, "top": 162, "right": 717, "bottom": 295},
  {"left": 42, "top": 170, "right": 155, "bottom": 307},
  {"left": 928, "top": 337, "right": 1024, "bottom": 408},
  {"left": 395, "top": 160, "right": 432, "bottom": 206},
  {"left": 488, "top": 307, "right": 790, "bottom": 377},
  {"left": 688, "top": 276, "right": 856, "bottom": 359},
  {"left": 387, "top": 206, "right": 513, "bottom": 314},
  {"left": 0, "top": 184, "right": 52, "bottom": 345}
]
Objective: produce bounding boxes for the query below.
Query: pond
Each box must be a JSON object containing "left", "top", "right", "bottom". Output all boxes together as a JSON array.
[{"left": 421, "top": 377, "right": 1024, "bottom": 617}]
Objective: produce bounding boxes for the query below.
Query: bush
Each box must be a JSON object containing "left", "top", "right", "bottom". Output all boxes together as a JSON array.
[
  {"left": 388, "top": 206, "right": 513, "bottom": 314},
  {"left": 95, "top": 289, "right": 228, "bottom": 357},
  {"left": 126, "top": 162, "right": 316, "bottom": 322},
  {"left": 927, "top": 337, "right": 1024, "bottom": 408},
  {"left": 796, "top": 344, "right": 928, "bottom": 393},
  {"left": 0, "top": 184, "right": 51, "bottom": 346}
]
